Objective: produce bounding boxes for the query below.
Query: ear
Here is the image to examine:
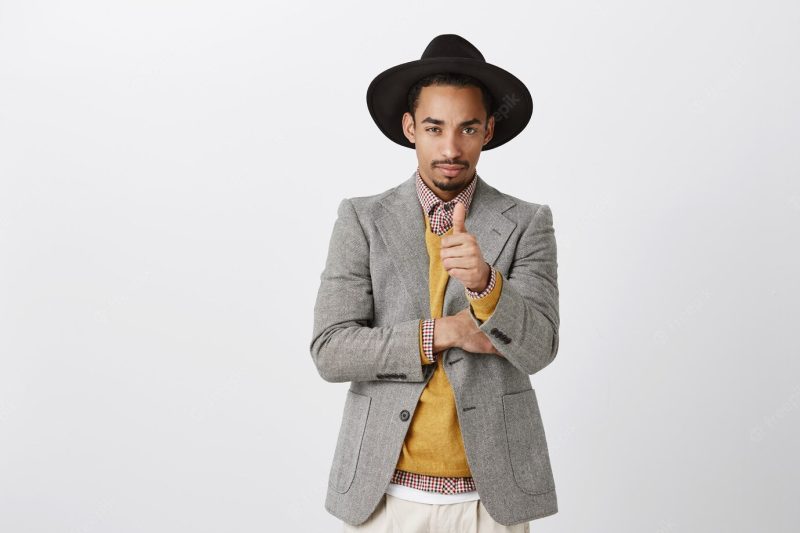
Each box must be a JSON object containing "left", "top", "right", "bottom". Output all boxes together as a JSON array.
[
  {"left": 483, "top": 113, "right": 495, "bottom": 145},
  {"left": 401, "top": 112, "right": 416, "bottom": 144}
]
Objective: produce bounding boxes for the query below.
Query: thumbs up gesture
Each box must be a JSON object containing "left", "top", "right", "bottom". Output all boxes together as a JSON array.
[{"left": 441, "top": 201, "right": 492, "bottom": 293}]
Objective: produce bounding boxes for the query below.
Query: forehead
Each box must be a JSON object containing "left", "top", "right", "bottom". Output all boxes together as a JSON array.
[{"left": 416, "top": 84, "right": 485, "bottom": 117}]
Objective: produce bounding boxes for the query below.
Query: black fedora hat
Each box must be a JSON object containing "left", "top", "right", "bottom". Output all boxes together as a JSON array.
[{"left": 366, "top": 34, "right": 533, "bottom": 151}]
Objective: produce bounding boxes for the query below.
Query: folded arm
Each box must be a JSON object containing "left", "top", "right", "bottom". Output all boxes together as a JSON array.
[
  {"left": 310, "top": 198, "right": 428, "bottom": 383},
  {"left": 418, "top": 260, "right": 502, "bottom": 364}
]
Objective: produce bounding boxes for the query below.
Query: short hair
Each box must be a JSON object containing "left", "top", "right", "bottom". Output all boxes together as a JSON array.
[{"left": 407, "top": 72, "right": 494, "bottom": 123}]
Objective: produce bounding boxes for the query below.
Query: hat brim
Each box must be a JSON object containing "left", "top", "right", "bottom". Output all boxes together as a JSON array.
[{"left": 366, "top": 57, "right": 533, "bottom": 151}]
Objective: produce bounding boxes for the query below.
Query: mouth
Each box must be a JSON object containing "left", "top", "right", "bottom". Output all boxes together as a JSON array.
[{"left": 436, "top": 165, "right": 465, "bottom": 177}]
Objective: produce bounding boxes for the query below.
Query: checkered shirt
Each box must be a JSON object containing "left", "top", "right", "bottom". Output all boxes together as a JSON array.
[{"left": 390, "top": 467, "right": 477, "bottom": 495}]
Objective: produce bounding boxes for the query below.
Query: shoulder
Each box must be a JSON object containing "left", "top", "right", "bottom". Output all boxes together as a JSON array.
[
  {"left": 336, "top": 179, "right": 407, "bottom": 222},
  {"left": 347, "top": 185, "right": 397, "bottom": 211},
  {"left": 481, "top": 180, "right": 554, "bottom": 226}
]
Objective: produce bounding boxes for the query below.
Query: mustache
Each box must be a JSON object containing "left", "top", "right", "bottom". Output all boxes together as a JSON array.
[{"left": 433, "top": 160, "right": 469, "bottom": 168}]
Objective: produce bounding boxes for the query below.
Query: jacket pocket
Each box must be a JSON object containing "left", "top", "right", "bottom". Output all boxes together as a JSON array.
[
  {"left": 329, "top": 389, "right": 371, "bottom": 494},
  {"left": 502, "top": 388, "right": 555, "bottom": 495}
]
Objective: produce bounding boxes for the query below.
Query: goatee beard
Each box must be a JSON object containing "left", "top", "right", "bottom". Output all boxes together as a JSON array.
[
  {"left": 432, "top": 178, "right": 463, "bottom": 191},
  {"left": 432, "top": 169, "right": 474, "bottom": 192}
]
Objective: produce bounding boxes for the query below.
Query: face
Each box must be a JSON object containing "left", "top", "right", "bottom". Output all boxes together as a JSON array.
[{"left": 402, "top": 84, "right": 495, "bottom": 202}]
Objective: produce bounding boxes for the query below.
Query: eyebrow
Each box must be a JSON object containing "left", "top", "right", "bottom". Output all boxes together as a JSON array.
[{"left": 420, "top": 117, "right": 482, "bottom": 127}]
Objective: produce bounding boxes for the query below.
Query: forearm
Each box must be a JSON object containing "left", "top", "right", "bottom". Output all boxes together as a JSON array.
[{"left": 310, "top": 317, "right": 427, "bottom": 383}]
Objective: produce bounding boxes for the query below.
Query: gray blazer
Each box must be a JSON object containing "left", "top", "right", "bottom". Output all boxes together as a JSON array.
[{"left": 310, "top": 171, "right": 560, "bottom": 527}]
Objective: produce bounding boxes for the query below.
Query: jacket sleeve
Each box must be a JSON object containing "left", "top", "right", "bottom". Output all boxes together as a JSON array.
[
  {"left": 310, "top": 198, "right": 428, "bottom": 383},
  {"left": 468, "top": 204, "right": 560, "bottom": 375}
]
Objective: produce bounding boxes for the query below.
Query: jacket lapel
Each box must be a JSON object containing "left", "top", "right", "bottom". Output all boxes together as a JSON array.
[{"left": 375, "top": 171, "right": 517, "bottom": 319}]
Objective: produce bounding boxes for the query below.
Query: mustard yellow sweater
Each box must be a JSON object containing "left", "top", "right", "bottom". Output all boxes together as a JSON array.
[{"left": 395, "top": 212, "right": 504, "bottom": 477}]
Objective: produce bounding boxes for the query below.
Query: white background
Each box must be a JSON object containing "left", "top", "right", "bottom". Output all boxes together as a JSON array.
[{"left": 1, "top": 1, "right": 798, "bottom": 531}]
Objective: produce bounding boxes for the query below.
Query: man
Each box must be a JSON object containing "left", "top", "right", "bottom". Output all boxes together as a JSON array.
[{"left": 310, "top": 34, "right": 560, "bottom": 531}]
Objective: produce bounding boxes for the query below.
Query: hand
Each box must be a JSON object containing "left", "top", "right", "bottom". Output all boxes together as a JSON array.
[
  {"left": 441, "top": 202, "right": 491, "bottom": 293},
  {"left": 451, "top": 308, "right": 503, "bottom": 357}
]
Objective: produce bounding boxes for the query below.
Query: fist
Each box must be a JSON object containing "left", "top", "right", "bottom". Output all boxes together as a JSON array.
[{"left": 441, "top": 202, "right": 491, "bottom": 293}]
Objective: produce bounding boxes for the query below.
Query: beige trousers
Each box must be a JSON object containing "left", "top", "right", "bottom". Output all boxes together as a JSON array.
[{"left": 342, "top": 493, "right": 530, "bottom": 533}]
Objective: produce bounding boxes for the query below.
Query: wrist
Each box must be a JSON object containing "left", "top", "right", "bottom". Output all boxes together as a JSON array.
[
  {"left": 467, "top": 262, "right": 492, "bottom": 294},
  {"left": 433, "top": 316, "right": 458, "bottom": 351}
]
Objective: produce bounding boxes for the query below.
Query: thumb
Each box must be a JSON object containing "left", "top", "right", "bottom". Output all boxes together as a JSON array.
[{"left": 451, "top": 202, "right": 467, "bottom": 234}]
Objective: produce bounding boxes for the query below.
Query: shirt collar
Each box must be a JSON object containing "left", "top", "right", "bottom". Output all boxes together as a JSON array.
[{"left": 415, "top": 167, "right": 478, "bottom": 218}]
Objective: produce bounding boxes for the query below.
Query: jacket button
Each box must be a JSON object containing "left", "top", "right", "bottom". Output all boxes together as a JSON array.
[{"left": 399, "top": 410, "right": 410, "bottom": 421}]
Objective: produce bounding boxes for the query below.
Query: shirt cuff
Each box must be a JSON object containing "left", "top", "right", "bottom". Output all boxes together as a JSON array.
[
  {"left": 466, "top": 268, "right": 503, "bottom": 323},
  {"left": 419, "top": 318, "right": 436, "bottom": 364},
  {"left": 466, "top": 264, "right": 497, "bottom": 299}
]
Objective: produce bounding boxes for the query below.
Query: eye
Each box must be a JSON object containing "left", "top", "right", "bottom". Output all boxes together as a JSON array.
[
  {"left": 464, "top": 127, "right": 477, "bottom": 134},
  {"left": 425, "top": 127, "right": 441, "bottom": 133}
]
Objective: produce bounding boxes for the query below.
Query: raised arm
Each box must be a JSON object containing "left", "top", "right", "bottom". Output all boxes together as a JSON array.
[{"left": 468, "top": 204, "right": 560, "bottom": 375}]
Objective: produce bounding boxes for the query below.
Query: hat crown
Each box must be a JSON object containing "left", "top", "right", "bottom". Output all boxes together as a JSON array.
[
  {"left": 421, "top": 34, "right": 485, "bottom": 62},
  {"left": 366, "top": 34, "right": 532, "bottom": 151}
]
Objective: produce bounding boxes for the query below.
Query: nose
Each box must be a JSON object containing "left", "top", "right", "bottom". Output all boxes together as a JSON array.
[{"left": 440, "top": 131, "right": 463, "bottom": 160}]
